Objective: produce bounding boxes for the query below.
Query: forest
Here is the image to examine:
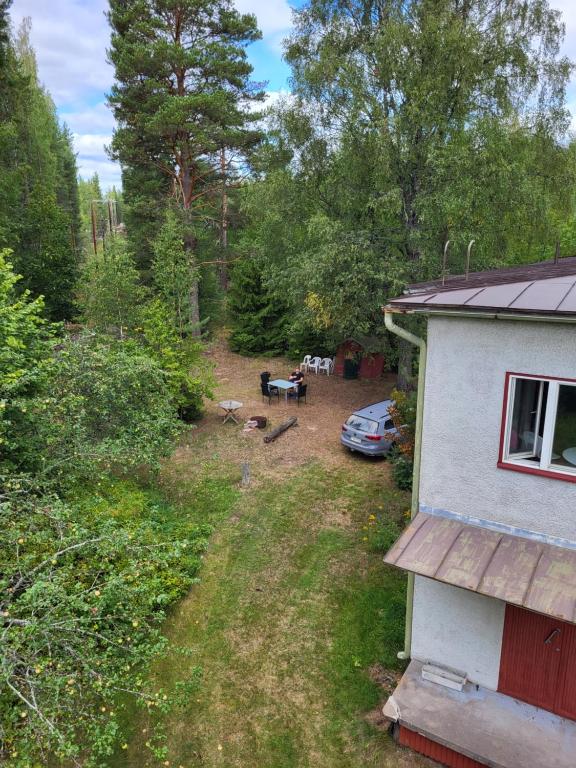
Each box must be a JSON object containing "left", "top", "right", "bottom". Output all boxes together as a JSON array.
[{"left": 1, "top": 0, "right": 576, "bottom": 765}]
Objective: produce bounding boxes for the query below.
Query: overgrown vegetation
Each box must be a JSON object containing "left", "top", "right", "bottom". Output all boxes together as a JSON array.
[
  {"left": 2, "top": 0, "right": 576, "bottom": 763},
  {"left": 111, "top": 463, "right": 411, "bottom": 768}
]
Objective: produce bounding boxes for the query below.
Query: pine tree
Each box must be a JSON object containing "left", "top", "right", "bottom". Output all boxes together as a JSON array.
[{"left": 108, "top": 0, "right": 264, "bottom": 333}]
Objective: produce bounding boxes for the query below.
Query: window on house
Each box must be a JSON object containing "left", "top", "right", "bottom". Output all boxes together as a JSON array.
[{"left": 503, "top": 375, "right": 576, "bottom": 476}]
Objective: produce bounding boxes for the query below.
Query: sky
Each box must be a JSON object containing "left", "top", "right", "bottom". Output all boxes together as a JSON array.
[{"left": 8, "top": 0, "right": 576, "bottom": 191}]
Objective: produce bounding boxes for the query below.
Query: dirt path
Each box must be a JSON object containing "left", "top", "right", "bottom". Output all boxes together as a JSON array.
[{"left": 113, "top": 341, "right": 433, "bottom": 768}]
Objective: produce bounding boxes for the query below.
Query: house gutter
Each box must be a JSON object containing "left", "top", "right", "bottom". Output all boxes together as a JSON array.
[
  {"left": 383, "top": 308, "right": 427, "bottom": 661},
  {"left": 396, "top": 308, "right": 576, "bottom": 325}
]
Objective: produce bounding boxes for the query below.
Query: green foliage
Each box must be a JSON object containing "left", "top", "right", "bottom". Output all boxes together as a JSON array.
[
  {"left": 108, "top": 0, "right": 265, "bottom": 329},
  {"left": 140, "top": 299, "right": 213, "bottom": 422},
  {"left": 78, "top": 237, "right": 143, "bottom": 335},
  {"left": 17, "top": 187, "right": 79, "bottom": 320},
  {"left": 0, "top": 250, "right": 54, "bottom": 470},
  {"left": 0, "top": 476, "right": 211, "bottom": 767},
  {"left": 36, "top": 333, "right": 182, "bottom": 478},
  {"left": 367, "top": 516, "right": 403, "bottom": 553},
  {"left": 237, "top": 0, "right": 576, "bottom": 356},
  {"left": 390, "top": 452, "right": 413, "bottom": 492},
  {"left": 228, "top": 257, "right": 288, "bottom": 355},
  {"left": 151, "top": 209, "right": 197, "bottom": 337},
  {"left": 0, "top": 19, "right": 80, "bottom": 320}
]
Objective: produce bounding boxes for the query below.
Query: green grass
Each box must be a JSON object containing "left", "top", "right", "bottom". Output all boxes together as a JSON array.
[{"left": 107, "top": 461, "right": 427, "bottom": 768}]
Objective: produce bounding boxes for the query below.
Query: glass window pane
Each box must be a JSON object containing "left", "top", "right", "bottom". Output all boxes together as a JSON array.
[
  {"left": 345, "top": 415, "right": 378, "bottom": 434},
  {"left": 551, "top": 385, "right": 576, "bottom": 468},
  {"left": 508, "top": 379, "right": 545, "bottom": 456}
]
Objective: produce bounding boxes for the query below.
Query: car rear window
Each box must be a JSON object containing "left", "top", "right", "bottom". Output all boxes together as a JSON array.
[{"left": 346, "top": 415, "right": 379, "bottom": 434}]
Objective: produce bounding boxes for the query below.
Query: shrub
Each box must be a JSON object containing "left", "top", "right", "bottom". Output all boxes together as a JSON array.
[
  {"left": 139, "top": 299, "right": 213, "bottom": 421},
  {"left": 0, "top": 477, "right": 210, "bottom": 767},
  {"left": 391, "top": 454, "right": 413, "bottom": 491},
  {"left": 21, "top": 332, "right": 182, "bottom": 482}
]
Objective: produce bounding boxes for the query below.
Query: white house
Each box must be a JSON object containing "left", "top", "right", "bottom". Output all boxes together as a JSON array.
[{"left": 382, "top": 258, "right": 576, "bottom": 768}]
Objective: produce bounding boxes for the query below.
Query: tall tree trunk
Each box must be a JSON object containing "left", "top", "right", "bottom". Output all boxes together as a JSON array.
[{"left": 218, "top": 147, "right": 229, "bottom": 291}]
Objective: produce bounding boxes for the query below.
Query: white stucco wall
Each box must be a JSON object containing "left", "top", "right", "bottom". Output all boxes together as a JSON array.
[
  {"left": 420, "top": 316, "right": 576, "bottom": 541},
  {"left": 412, "top": 576, "right": 505, "bottom": 689}
]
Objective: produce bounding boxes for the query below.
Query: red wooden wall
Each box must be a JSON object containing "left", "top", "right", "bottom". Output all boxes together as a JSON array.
[
  {"left": 334, "top": 340, "right": 384, "bottom": 379},
  {"left": 399, "top": 727, "right": 487, "bottom": 768}
]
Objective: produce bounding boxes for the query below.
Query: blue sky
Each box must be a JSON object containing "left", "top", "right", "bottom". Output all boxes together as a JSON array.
[{"left": 8, "top": 0, "right": 576, "bottom": 191}]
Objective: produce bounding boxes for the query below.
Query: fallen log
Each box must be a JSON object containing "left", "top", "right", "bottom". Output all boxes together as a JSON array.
[{"left": 264, "top": 417, "right": 297, "bottom": 443}]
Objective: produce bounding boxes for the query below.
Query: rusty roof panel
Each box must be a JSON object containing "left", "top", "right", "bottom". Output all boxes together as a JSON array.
[
  {"left": 392, "top": 515, "right": 462, "bottom": 577},
  {"left": 479, "top": 536, "right": 542, "bottom": 604},
  {"left": 435, "top": 525, "right": 501, "bottom": 591},
  {"left": 525, "top": 547, "right": 576, "bottom": 623},
  {"left": 384, "top": 514, "right": 576, "bottom": 624},
  {"left": 384, "top": 512, "right": 428, "bottom": 565}
]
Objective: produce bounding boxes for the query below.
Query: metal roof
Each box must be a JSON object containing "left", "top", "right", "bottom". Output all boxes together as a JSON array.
[
  {"left": 384, "top": 513, "right": 576, "bottom": 624},
  {"left": 354, "top": 399, "right": 394, "bottom": 419},
  {"left": 388, "top": 258, "right": 576, "bottom": 316}
]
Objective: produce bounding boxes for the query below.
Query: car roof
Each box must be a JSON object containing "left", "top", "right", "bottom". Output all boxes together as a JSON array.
[{"left": 352, "top": 400, "right": 394, "bottom": 420}]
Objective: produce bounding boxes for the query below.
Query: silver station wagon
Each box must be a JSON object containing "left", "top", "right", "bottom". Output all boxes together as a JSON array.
[{"left": 340, "top": 399, "right": 398, "bottom": 457}]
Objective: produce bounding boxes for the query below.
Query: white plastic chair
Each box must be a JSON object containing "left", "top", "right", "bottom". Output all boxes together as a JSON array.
[
  {"left": 300, "top": 354, "right": 312, "bottom": 372},
  {"left": 308, "top": 356, "right": 322, "bottom": 374},
  {"left": 318, "top": 357, "right": 334, "bottom": 375}
]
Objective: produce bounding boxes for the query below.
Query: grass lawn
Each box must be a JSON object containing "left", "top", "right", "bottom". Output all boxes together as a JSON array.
[{"left": 108, "top": 343, "right": 432, "bottom": 768}]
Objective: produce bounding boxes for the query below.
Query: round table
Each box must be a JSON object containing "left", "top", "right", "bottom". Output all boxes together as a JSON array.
[
  {"left": 562, "top": 447, "right": 576, "bottom": 466},
  {"left": 218, "top": 400, "right": 243, "bottom": 425}
]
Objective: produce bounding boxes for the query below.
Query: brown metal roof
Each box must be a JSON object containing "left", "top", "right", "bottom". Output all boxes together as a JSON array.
[
  {"left": 384, "top": 513, "right": 576, "bottom": 624},
  {"left": 388, "top": 258, "right": 576, "bottom": 316}
]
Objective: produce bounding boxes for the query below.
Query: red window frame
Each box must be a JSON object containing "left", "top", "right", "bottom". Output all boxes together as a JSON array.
[{"left": 498, "top": 371, "right": 576, "bottom": 484}]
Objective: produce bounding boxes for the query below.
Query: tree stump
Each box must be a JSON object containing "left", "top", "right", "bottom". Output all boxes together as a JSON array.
[{"left": 249, "top": 415, "right": 267, "bottom": 429}]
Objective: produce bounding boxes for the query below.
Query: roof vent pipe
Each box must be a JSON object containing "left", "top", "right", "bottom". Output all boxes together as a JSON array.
[
  {"left": 441, "top": 240, "right": 451, "bottom": 285},
  {"left": 465, "top": 240, "right": 475, "bottom": 280}
]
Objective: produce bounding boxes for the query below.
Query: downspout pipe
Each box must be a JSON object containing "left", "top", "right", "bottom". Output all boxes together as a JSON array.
[{"left": 384, "top": 308, "right": 427, "bottom": 661}]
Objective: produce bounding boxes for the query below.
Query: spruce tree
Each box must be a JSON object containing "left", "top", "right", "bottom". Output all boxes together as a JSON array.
[
  {"left": 228, "top": 258, "right": 288, "bottom": 356},
  {"left": 108, "top": 0, "right": 264, "bottom": 333}
]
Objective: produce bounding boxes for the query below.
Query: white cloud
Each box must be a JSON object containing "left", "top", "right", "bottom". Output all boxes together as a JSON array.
[
  {"left": 73, "top": 133, "right": 111, "bottom": 156},
  {"left": 235, "top": 0, "right": 293, "bottom": 38},
  {"left": 9, "top": 0, "right": 112, "bottom": 105},
  {"left": 60, "top": 102, "right": 116, "bottom": 135}
]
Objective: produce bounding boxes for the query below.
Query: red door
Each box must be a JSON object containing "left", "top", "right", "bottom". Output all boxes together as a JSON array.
[
  {"left": 498, "top": 604, "right": 576, "bottom": 719},
  {"left": 556, "top": 620, "right": 576, "bottom": 719}
]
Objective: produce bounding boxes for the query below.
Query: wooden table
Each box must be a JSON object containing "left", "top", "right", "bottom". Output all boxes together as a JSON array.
[{"left": 218, "top": 400, "right": 243, "bottom": 424}]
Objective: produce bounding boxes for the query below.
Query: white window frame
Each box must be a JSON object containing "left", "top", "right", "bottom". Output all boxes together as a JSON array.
[{"left": 502, "top": 375, "right": 576, "bottom": 476}]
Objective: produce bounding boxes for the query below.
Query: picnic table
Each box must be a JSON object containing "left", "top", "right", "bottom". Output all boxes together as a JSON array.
[
  {"left": 218, "top": 399, "right": 243, "bottom": 424},
  {"left": 269, "top": 379, "right": 298, "bottom": 402}
]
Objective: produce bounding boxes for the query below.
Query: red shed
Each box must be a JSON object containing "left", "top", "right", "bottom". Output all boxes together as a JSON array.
[{"left": 334, "top": 337, "right": 385, "bottom": 379}]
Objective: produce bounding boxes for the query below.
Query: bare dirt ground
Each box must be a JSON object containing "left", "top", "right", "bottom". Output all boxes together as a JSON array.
[{"left": 172, "top": 335, "right": 398, "bottom": 485}]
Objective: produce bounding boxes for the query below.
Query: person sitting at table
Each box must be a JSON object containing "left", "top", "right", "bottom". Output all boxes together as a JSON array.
[{"left": 287, "top": 370, "right": 303, "bottom": 397}]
